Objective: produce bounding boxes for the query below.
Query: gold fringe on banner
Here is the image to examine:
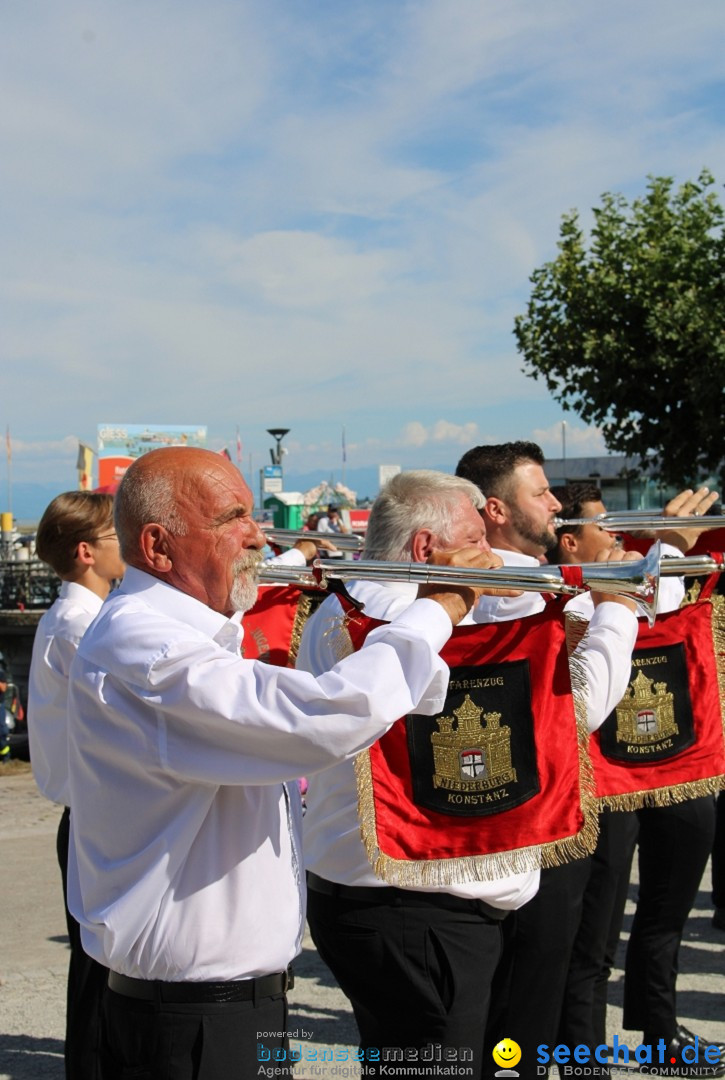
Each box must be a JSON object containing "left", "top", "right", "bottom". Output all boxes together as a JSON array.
[
  {"left": 321, "top": 611, "right": 356, "bottom": 665},
  {"left": 288, "top": 594, "right": 313, "bottom": 667},
  {"left": 288, "top": 591, "right": 327, "bottom": 666},
  {"left": 596, "top": 775, "right": 725, "bottom": 812},
  {"left": 564, "top": 611, "right": 601, "bottom": 856},
  {"left": 714, "top": 594, "right": 725, "bottom": 755},
  {"left": 353, "top": 611, "right": 600, "bottom": 887}
]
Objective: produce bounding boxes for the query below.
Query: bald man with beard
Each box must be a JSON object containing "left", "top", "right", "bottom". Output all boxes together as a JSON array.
[{"left": 66, "top": 446, "right": 495, "bottom": 1080}]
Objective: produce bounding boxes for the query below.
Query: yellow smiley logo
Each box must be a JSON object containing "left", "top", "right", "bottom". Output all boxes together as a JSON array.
[{"left": 492, "top": 1038, "right": 522, "bottom": 1069}]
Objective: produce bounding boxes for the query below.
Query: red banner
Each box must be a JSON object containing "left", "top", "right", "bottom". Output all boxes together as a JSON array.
[
  {"left": 242, "top": 585, "right": 325, "bottom": 667},
  {"left": 341, "top": 603, "right": 597, "bottom": 887},
  {"left": 590, "top": 588, "right": 725, "bottom": 809}
]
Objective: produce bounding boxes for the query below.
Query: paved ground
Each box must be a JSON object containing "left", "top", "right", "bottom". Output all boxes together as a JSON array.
[{"left": 1, "top": 764, "right": 723, "bottom": 1079}]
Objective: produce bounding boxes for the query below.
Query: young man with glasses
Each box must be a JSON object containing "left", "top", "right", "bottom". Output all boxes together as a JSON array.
[{"left": 29, "top": 491, "right": 125, "bottom": 1080}]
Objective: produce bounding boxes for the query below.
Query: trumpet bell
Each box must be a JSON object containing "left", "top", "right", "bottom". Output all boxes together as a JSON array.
[{"left": 560, "top": 541, "right": 661, "bottom": 627}]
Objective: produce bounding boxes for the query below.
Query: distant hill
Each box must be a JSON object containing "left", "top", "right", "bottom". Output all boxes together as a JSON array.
[
  {"left": 9, "top": 462, "right": 460, "bottom": 525},
  {"left": 278, "top": 463, "right": 457, "bottom": 504}
]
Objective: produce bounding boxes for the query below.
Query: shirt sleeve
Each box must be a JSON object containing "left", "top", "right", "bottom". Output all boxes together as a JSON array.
[
  {"left": 265, "top": 547, "right": 307, "bottom": 567},
  {"left": 657, "top": 544, "right": 686, "bottom": 613},
  {"left": 46, "top": 631, "right": 82, "bottom": 680},
  {"left": 96, "top": 598, "right": 453, "bottom": 787},
  {"left": 574, "top": 603, "right": 639, "bottom": 731},
  {"left": 472, "top": 590, "right": 546, "bottom": 623}
]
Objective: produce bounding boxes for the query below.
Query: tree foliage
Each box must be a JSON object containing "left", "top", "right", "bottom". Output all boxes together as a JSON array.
[{"left": 515, "top": 170, "right": 725, "bottom": 488}]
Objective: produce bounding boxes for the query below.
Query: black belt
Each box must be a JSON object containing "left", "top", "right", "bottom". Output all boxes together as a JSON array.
[
  {"left": 307, "top": 871, "right": 508, "bottom": 922},
  {"left": 108, "top": 968, "right": 293, "bottom": 1003}
]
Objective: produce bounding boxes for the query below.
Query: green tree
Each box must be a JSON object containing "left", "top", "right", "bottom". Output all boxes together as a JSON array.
[{"left": 515, "top": 170, "right": 725, "bottom": 488}]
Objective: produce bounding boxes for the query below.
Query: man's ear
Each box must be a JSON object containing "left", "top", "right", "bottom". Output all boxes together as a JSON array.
[
  {"left": 484, "top": 496, "right": 507, "bottom": 527},
  {"left": 138, "top": 524, "right": 173, "bottom": 573},
  {"left": 559, "top": 532, "right": 578, "bottom": 556},
  {"left": 410, "top": 529, "right": 436, "bottom": 562}
]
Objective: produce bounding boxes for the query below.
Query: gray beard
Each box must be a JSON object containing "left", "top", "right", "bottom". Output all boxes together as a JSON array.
[{"left": 230, "top": 551, "right": 264, "bottom": 613}]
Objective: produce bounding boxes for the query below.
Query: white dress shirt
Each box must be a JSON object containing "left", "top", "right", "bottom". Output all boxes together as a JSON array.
[
  {"left": 297, "top": 579, "right": 541, "bottom": 910},
  {"left": 266, "top": 547, "right": 307, "bottom": 566},
  {"left": 28, "top": 581, "right": 104, "bottom": 806},
  {"left": 66, "top": 566, "right": 453, "bottom": 982}
]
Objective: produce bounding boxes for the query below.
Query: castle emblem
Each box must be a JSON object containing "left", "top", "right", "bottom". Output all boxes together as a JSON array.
[
  {"left": 615, "top": 670, "right": 678, "bottom": 745},
  {"left": 431, "top": 694, "right": 517, "bottom": 792}
]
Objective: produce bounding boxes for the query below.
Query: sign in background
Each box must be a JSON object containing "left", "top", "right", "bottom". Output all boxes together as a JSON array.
[
  {"left": 262, "top": 465, "right": 283, "bottom": 493},
  {"left": 97, "top": 424, "right": 207, "bottom": 488}
]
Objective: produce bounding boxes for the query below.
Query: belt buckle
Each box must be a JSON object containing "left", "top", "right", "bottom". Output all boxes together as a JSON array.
[{"left": 282, "top": 967, "right": 294, "bottom": 992}]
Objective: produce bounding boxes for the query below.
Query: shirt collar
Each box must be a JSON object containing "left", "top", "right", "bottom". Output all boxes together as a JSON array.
[
  {"left": 59, "top": 580, "right": 105, "bottom": 614},
  {"left": 492, "top": 547, "right": 541, "bottom": 567},
  {"left": 119, "top": 566, "right": 244, "bottom": 652}
]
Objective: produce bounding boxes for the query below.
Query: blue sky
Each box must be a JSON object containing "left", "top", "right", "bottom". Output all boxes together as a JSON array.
[{"left": 2, "top": 0, "right": 724, "bottom": 502}]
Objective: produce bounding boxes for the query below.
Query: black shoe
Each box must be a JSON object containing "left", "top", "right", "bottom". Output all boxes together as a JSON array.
[
  {"left": 676, "top": 1026, "right": 725, "bottom": 1059},
  {"left": 658, "top": 1026, "right": 725, "bottom": 1077},
  {"left": 713, "top": 907, "right": 725, "bottom": 931}
]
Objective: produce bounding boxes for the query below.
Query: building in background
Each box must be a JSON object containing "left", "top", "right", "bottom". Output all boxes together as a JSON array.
[{"left": 97, "top": 424, "right": 207, "bottom": 489}]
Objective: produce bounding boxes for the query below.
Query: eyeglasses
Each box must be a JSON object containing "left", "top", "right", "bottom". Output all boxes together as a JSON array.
[{"left": 90, "top": 533, "right": 118, "bottom": 543}]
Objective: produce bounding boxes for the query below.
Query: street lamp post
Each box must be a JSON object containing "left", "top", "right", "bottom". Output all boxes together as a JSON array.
[{"left": 267, "top": 428, "right": 290, "bottom": 468}]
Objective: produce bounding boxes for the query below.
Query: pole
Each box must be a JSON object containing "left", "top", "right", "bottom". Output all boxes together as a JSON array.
[
  {"left": 5, "top": 426, "right": 12, "bottom": 518},
  {"left": 561, "top": 420, "right": 567, "bottom": 481}
]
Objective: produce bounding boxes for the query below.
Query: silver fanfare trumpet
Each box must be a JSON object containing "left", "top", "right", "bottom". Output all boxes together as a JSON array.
[
  {"left": 554, "top": 513, "right": 725, "bottom": 532},
  {"left": 260, "top": 542, "right": 668, "bottom": 626},
  {"left": 262, "top": 527, "right": 365, "bottom": 552}
]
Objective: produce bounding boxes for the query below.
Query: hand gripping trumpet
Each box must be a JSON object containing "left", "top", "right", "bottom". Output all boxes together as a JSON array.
[{"left": 260, "top": 542, "right": 678, "bottom": 626}]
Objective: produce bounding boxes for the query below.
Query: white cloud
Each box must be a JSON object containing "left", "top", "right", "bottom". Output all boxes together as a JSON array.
[
  {"left": 1, "top": 0, "right": 724, "bottom": 487},
  {"left": 533, "top": 422, "right": 608, "bottom": 458},
  {"left": 8, "top": 435, "right": 79, "bottom": 460},
  {"left": 200, "top": 229, "right": 401, "bottom": 309},
  {"left": 400, "top": 420, "right": 481, "bottom": 448}
]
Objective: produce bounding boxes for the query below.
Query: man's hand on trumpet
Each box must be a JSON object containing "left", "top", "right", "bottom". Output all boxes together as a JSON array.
[
  {"left": 417, "top": 546, "right": 520, "bottom": 626},
  {"left": 588, "top": 546, "right": 643, "bottom": 612},
  {"left": 659, "top": 487, "right": 720, "bottom": 553},
  {"left": 292, "top": 537, "right": 340, "bottom": 564},
  {"left": 626, "top": 487, "right": 719, "bottom": 552}
]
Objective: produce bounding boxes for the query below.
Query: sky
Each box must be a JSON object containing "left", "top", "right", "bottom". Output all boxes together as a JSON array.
[{"left": 2, "top": 0, "right": 724, "bottom": 508}]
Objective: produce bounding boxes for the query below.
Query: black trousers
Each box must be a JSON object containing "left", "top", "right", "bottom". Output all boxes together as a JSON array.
[
  {"left": 101, "top": 984, "right": 290, "bottom": 1080},
  {"left": 559, "top": 810, "right": 639, "bottom": 1049},
  {"left": 57, "top": 806, "right": 108, "bottom": 1080},
  {"left": 712, "top": 791, "right": 725, "bottom": 910},
  {"left": 484, "top": 857, "right": 593, "bottom": 1078},
  {"left": 306, "top": 880, "right": 504, "bottom": 1078},
  {"left": 623, "top": 796, "right": 716, "bottom": 1042}
]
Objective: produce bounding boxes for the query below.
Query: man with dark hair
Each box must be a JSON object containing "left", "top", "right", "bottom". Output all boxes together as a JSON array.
[
  {"left": 549, "top": 482, "right": 618, "bottom": 566},
  {"left": 552, "top": 481, "right": 724, "bottom": 1075},
  {"left": 66, "top": 447, "right": 493, "bottom": 1080},
  {"left": 456, "top": 440, "right": 557, "bottom": 557},
  {"left": 456, "top": 442, "right": 640, "bottom": 1076},
  {"left": 29, "top": 490, "right": 125, "bottom": 1080}
]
